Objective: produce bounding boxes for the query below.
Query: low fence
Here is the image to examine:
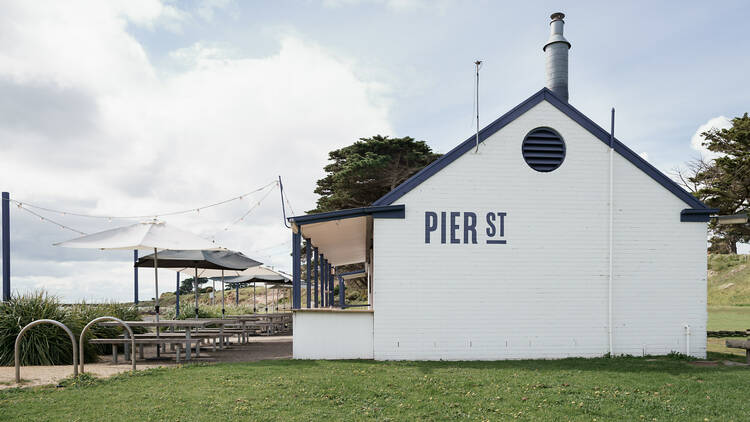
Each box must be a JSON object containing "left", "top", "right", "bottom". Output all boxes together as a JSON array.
[{"left": 707, "top": 330, "right": 749, "bottom": 338}]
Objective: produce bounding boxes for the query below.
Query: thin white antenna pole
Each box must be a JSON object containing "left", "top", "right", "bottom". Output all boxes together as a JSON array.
[{"left": 474, "top": 60, "right": 482, "bottom": 153}]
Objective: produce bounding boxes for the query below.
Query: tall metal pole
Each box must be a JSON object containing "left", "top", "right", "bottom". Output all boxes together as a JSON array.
[
  {"left": 221, "top": 270, "right": 225, "bottom": 318},
  {"left": 265, "top": 283, "right": 268, "bottom": 313},
  {"left": 292, "top": 230, "right": 301, "bottom": 309},
  {"left": 305, "top": 239, "right": 312, "bottom": 308},
  {"left": 175, "top": 272, "right": 180, "bottom": 318},
  {"left": 329, "top": 264, "right": 334, "bottom": 306},
  {"left": 235, "top": 283, "right": 239, "bottom": 306},
  {"left": 319, "top": 254, "right": 325, "bottom": 307},
  {"left": 253, "top": 282, "right": 256, "bottom": 312},
  {"left": 133, "top": 250, "right": 138, "bottom": 304},
  {"left": 154, "top": 248, "right": 160, "bottom": 358},
  {"left": 194, "top": 267, "right": 199, "bottom": 319},
  {"left": 313, "top": 248, "right": 319, "bottom": 308},
  {"left": 2, "top": 192, "right": 10, "bottom": 302}
]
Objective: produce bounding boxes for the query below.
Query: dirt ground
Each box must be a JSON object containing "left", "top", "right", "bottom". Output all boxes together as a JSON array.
[{"left": 0, "top": 336, "right": 292, "bottom": 389}]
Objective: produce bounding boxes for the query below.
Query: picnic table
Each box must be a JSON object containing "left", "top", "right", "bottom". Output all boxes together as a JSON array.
[
  {"left": 225, "top": 313, "right": 292, "bottom": 336},
  {"left": 101, "top": 319, "right": 237, "bottom": 361}
]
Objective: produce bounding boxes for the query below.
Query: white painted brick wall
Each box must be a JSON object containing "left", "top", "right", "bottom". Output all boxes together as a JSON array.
[
  {"left": 293, "top": 311, "right": 374, "bottom": 359},
  {"left": 372, "top": 100, "right": 707, "bottom": 360}
]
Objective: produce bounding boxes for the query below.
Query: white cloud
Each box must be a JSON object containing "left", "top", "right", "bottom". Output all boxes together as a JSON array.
[
  {"left": 690, "top": 116, "right": 731, "bottom": 159},
  {"left": 322, "top": 0, "right": 451, "bottom": 13},
  {"left": 0, "top": 0, "right": 391, "bottom": 302}
]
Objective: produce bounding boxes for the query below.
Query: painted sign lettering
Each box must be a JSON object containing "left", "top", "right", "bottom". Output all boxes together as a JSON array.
[{"left": 425, "top": 211, "right": 507, "bottom": 244}]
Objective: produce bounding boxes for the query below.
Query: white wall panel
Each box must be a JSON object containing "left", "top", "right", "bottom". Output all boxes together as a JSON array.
[
  {"left": 372, "top": 100, "right": 707, "bottom": 360},
  {"left": 293, "top": 311, "right": 374, "bottom": 359}
]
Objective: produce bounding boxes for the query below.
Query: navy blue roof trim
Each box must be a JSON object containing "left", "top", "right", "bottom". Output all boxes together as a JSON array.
[
  {"left": 289, "top": 204, "right": 405, "bottom": 226},
  {"left": 372, "top": 88, "right": 711, "bottom": 211},
  {"left": 680, "top": 208, "right": 719, "bottom": 222}
]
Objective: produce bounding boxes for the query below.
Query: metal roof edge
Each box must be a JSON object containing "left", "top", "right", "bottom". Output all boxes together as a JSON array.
[
  {"left": 371, "top": 87, "right": 710, "bottom": 211},
  {"left": 288, "top": 204, "right": 405, "bottom": 226}
]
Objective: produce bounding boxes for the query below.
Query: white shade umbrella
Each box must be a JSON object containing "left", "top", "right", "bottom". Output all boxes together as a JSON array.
[{"left": 54, "top": 220, "right": 220, "bottom": 357}]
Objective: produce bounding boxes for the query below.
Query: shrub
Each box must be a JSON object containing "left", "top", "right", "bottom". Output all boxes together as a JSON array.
[
  {"left": 0, "top": 291, "right": 76, "bottom": 366},
  {"left": 0, "top": 291, "right": 146, "bottom": 366}
]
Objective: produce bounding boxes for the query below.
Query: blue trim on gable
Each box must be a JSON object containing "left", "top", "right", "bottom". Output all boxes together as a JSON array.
[
  {"left": 681, "top": 208, "right": 719, "bottom": 222},
  {"left": 373, "top": 89, "right": 548, "bottom": 206},
  {"left": 372, "top": 88, "right": 712, "bottom": 213},
  {"left": 288, "top": 204, "right": 405, "bottom": 226}
]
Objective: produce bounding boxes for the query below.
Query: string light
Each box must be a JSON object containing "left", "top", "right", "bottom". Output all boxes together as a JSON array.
[
  {"left": 16, "top": 204, "right": 87, "bottom": 235},
  {"left": 220, "top": 186, "right": 277, "bottom": 233},
  {"left": 7, "top": 180, "right": 278, "bottom": 220},
  {"left": 3, "top": 178, "right": 293, "bottom": 241}
]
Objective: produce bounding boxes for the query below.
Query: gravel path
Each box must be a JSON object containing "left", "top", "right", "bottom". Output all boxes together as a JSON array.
[{"left": 0, "top": 336, "right": 292, "bottom": 389}]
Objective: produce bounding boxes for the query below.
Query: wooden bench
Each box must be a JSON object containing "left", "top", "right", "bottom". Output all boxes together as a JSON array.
[
  {"left": 89, "top": 338, "right": 204, "bottom": 363},
  {"left": 725, "top": 339, "right": 750, "bottom": 363},
  {"left": 128, "top": 333, "right": 233, "bottom": 351}
]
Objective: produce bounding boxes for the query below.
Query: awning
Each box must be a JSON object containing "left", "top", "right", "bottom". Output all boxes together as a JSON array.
[{"left": 289, "top": 205, "right": 404, "bottom": 266}]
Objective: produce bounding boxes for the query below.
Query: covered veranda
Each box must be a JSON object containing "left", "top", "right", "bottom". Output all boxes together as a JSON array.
[{"left": 288, "top": 204, "right": 404, "bottom": 310}]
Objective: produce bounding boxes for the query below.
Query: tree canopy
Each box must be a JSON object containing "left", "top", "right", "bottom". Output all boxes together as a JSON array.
[
  {"left": 679, "top": 113, "right": 750, "bottom": 253},
  {"left": 179, "top": 277, "right": 208, "bottom": 294},
  {"left": 310, "top": 135, "right": 441, "bottom": 213}
]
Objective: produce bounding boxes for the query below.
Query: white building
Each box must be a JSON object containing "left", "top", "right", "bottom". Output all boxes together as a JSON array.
[{"left": 288, "top": 13, "right": 716, "bottom": 360}]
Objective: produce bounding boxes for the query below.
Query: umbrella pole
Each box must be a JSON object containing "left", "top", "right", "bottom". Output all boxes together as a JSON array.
[
  {"left": 154, "top": 248, "right": 160, "bottom": 358},
  {"left": 253, "top": 282, "right": 256, "bottom": 313},
  {"left": 265, "top": 284, "right": 268, "bottom": 314},
  {"left": 221, "top": 270, "right": 225, "bottom": 318},
  {"left": 212, "top": 280, "right": 215, "bottom": 306},
  {"left": 194, "top": 267, "right": 199, "bottom": 319}
]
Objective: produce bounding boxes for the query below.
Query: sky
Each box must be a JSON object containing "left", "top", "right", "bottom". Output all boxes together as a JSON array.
[{"left": 0, "top": 0, "right": 748, "bottom": 302}]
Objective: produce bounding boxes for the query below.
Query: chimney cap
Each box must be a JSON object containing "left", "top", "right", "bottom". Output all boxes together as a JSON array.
[
  {"left": 550, "top": 12, "right": 565, "bottom": 21},
  {"left": 543, "top": 11, "right": 571, "bottom": 51}
]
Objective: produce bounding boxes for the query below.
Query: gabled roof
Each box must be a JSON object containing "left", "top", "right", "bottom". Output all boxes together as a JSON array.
[{"left": 372, "top": 88, "right": 712, "bottom": 214}]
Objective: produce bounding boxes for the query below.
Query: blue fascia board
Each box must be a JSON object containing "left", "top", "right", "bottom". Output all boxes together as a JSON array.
[
  {"left": 680, "top": 208, "right": 719, "bottom": 222},
  {"left": 372, "top": 88, "right": 711, "bottom": 213},
  {"left": 289, "top": 204, "right": 405, "bottom": 226}
]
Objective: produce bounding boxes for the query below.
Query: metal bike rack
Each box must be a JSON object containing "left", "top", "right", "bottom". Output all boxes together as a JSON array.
[
  {"left": 15, "top": 319, "right": 78, "bottom": 383},
  {"left": 80, "top": 316, "right": 136, "bottom": 373}
]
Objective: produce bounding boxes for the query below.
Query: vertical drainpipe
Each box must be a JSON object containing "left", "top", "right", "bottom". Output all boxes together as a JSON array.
[
  {"left": 292, "top": 229, "right": 301, "bottom": 309},
  {"left": 1, "top": 192, "right": 9, "bottom": 302},
  {"left": 608, "top": 107, "right": 615, "bottom": 356},
  {"left": 175, "top": 272, "right": 180, "bottom": 318},
  {"left": 313, "top": 247, "right": 319, "bottom": 308},
  {"left": 305, "top": 239, "right": 311, "bottom": 308}
]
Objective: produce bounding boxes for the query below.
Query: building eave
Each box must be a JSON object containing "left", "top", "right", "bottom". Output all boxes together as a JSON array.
[{"left": 372, "top": 88, "right": 712, "bottom": 215}]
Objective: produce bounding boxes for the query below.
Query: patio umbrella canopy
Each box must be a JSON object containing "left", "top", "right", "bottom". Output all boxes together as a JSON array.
[
  {"left": 209, "top": 267, "right": 291, "bottom": 311},
  {"left": 136, "top": 249, "right": 262, "bottom": 318},
  {"left": 136, "top": 250, "right": 261, "bottom": 271},
  {"left": 54, "top": 220, "right": 219, "bottom": 357},
  {"left": 54, "top": 220, "right": 219, "bottom": 251}
]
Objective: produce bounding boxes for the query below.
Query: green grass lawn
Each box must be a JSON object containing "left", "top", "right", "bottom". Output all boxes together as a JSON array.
[
  {"left": 707, "top": 305, "right": 750, "bottom": 331},
  {"left": 1, "top": 358, "right": 748, "bottom": 421}
]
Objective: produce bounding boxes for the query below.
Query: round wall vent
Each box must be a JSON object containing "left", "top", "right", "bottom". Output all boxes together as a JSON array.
[{"left": 522, "top": 127, "right": 566, "bottom": 172}]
